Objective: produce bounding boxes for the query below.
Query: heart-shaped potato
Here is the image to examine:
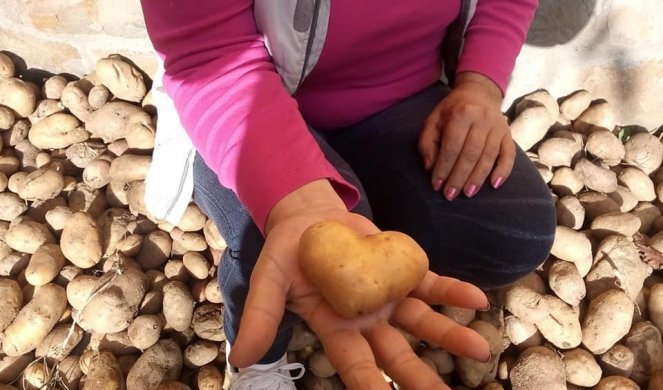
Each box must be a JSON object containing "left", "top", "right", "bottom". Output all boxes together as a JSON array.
[{"left": 299, "top": 220, "right": 429, "bottom": 318}]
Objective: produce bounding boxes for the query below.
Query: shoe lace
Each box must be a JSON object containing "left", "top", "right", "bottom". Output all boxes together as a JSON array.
[{"left": 232, "top": 361, "right": 305, "bottom": 390}]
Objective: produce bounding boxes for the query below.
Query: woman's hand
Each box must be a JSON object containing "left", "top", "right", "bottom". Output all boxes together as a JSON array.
[
  {"left": 228, "top": 180, "right": 492, "bottom": 390},
  {"left": 419, "top": 72, "right": 516, "bottom": 200}
]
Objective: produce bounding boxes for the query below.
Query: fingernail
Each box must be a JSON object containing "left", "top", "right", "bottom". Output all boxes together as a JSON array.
[
  {"left": 492, "top": 176, "right": 504, "bottom": 189},
  {"left": 482, "top": 352, "right": 493, "bottom": 363},
  {"left": 479, "top": 302, "right": 491, "bottom": 312},
  {"left": 465, "top": 184, "right": 478, "bottom": 198},
  {"left": 433, "top": 179, "right": 444, "bottom": 192},
  {"left": 445, "top": 187, "right": 458, "bottom": 201},
  {"left": 424, "top": 156, "right": 431, "bottom": 170}
]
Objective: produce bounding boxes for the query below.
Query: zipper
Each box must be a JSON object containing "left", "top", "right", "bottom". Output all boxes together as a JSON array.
[
  {"left": 164, "top": 148, "right": 195, "bottom": 218},
  {"left": 293, "top": 0, "right": 322, "bottom": 95}
]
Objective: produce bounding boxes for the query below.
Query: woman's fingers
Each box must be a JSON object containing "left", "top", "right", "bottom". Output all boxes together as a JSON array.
[
  {"left": 365, "top": 322, "right": 451, "bottom": 390},
  {"left": 430, "top": 110, "right": 473, "bottom": 193},
  {"left": 490, "top": 135, "right": 516, "bottom": 189},
  {"left": 410, "top": 272, "right": 489, "bottom": 310},
  {"left": 418, "top": 110, "right": 443, "bottom": 171},
  {"left": 392, "top": 298, "right": 491, "bottom": 362},
  {"left": 228, "top": 251, "right": 289, "bottom": 368}
]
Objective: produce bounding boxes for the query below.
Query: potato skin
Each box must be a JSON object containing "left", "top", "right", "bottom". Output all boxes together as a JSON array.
[
  {"left": 126, "top": 339, "right": 183, "bottom": 390},
  {"left": 0, "top": 278, "right": 22, "bottom": 331},
  {"left": 299, "top": 221, "right": 428, "bottom": 318},
  {"left": 2, "top": 283, "right": 68, "bottom": 356},
  {"left": 60, "top": 211, "right": 103, "bottom": 269},
  {"left": 83, "top": 351, "right": 126, "bottom": 390}
]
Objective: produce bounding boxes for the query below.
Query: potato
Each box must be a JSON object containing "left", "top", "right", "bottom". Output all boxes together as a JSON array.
[
  {"left": 34, "top": 323, "right": 84, "bottom": 362},
  {"left": 582, "top": 289, "right": 634, "bottom": 354},
  {"left": 510, "top": 104, "right": 555, "bottom": 152},
  {"left": 586, "top": 236, "right": 652, "bottom": 300},
  {"left": 192, "top": 303, "right": 225, "bottom": 342},
  {"left": 574, "top": 158, "right": 618, "bottom": 193},
  {"left": 0, "top": 155, "right": 20, "bottom": 176},
  {"left": 128, "top": 314, "right": 163, "bottom": 350},
  {"left": 650, "top": 284, "right": 663, "bottom": 334},
  {"left": 2, "top": 283, "right": 67, "bottom": 356},
  {"left": 595, "top": 376, "right": 640, "bottom": 389},
  {"left": 456, "top": 321, "right": 502, "bottom": 388},
  {"left": 88, "top": 85, "right": 111, "bottom": 109},
  {"left": 0, "top": 278, "right": 22, "bottom": 331},
  {"left": 28, "top": 113, "right": 89, "bottom": 149},
  {"left": 510, "top": 346, "right": 566, "bottom": 390},
  {"left": 65, "top": 141, "right": 106, "bottom": 169},
  {"left": 515, "top": 90, "right": 559, "bottom": 120},
  {"left": 25, "top": 243, "right": 65, "bottom": 286},
  {"left": 57, "top": 355, "right": 84, "bottom": 390},
  {"left": 181, "top": 252, "right": 210, "bottom": 280},
  {"left": 562, "top": 348, "right": 602, "bottom": 387},
  {"left": 550, "top": 167, "right": 584, "bottom": 196},
  {"left": 556, "top": 195, "right": 585, "bottom": 230},
  {"left": 550, "top": 226, "right": 593, "bottom": 276},
  {"left": 624, "top": 132, "right": 663, "bottom": 174},
  {"left": 618, "top": 167, "right": 656, "bottom": 202},
  {"left": 0, "top": 78, "right": 37, "bottom": 118},
  {"left": 109, "top": 154, "right": 152, "bottom": 183},
  {"left": 60, "top": 211, "right": 102, "bottom": 268},
  {"left": 0, "top": 52, "right": 15, "bottom": 78},
  {"left": 65, "top": 274, "right": 98, "bottom": 310},
  {"left": 0, "top": 252, "right": 30, "bottom": 277},
  {"left": 623, "top": 321, "right": 663, "bottom": 385},
  {"left": 0, "top": 106, "right": 15, "bottom": 130},
  {"left": 126, "top": 339, "right": 183, "bottom": 390},
  {"left": 608, "top": 185, "right": 639, "bottom": 213},
  {"left": 96, "top": 55, "right": 147, "bottom": 103},
  {"left": 126, "top": 120, "right": 156, "bottom": 150},
  {"left": 90, "top": 330, "right": 140, "bottom": 356},
  {"left": 21, "top": 361, "right": 49, "bottom": 390},
  {"left": 599, "top": 344, "right": 635, "bottom": 377},
  {"left": 130, "top": 230, "right": 170, "bottom": 271},
  {"left": 68, "top": 182, "right": 108, "bottom": 218},
  {"left": 196, "top": 365, "right": 224, "bottom": 390},
  {"left": 537, "top": 137, "right": 581, "bottom": 167},
  {"left": 4, "top": 220, "right": 54, "bottom": 254},
  {"left": 505, "top": 315, "right": 543, "bottom": 350},
  {"left": 534, "top": 295, "right": 582, "bottom": 349},
  {"left": 547, "top": 260, "right": 585, "bottom": 306},
  {"left": 0, "top": 192, "right": 27, "bottom": 221},
  {"left": 162, "top": 280, "right": 195, "bottom": 332},
  {"left": 28, "top": 99, "right": 65, "bottom": 124},
  {"left": 43, "top": 75, "right": 67, "bottom": 99},
  {"left": 83, "top": 157, "right": 112, "bottom": 189},
  {"left": 183, "top": 340, "right": 219, "bottom": 369},
  {"left": 83, "top": 351, "right": 125, "bottom": 390},
  {"left": 440, "top": 305, "right": 476, "bottom": 327},
  {"left": 299, "top": 221, "right": 428, "bottom": 317},
  {"left": 572, "top": 100, "right": 616, "bottom": 135},
  {"left": 633, "top": 202, "right": 661, "bottom": 234},
  {"left": 204, "top": 279, "right": 223, "bottom": 304},
  {"left": 86, "top": 102, "right": 143, "bottom": 143},
  {"left": 590, "top": 212, "right": 641, "bottom": 240},
  {"left": 585, "top": 130, "right": 625, "bottom": 166},
  {"left": 78, "top": 267, "right": 149, "bottom": 333},
  {"left": 0, "top": 354, "right": 33, "bottom": 384},
  {"left": 171, "top": 230, "right": 208, "bottom": 253},
  {"left": 61, "top": 83, "right": 94, "bottom": 122},
  {"left": 559, "top": 90, "right": 592, "bottom": 121}
]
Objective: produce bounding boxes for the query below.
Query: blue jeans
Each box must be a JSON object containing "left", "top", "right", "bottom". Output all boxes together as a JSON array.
[{"left": 192, "top": 82, "right": 556, "bottom": 363}]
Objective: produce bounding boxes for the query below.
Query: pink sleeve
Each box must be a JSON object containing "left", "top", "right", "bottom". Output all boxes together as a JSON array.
[
  {"left": 140, "top": 1, "right": 359, "bottom": 233},
  {"left": 456, "top": 0, "right": 538, "bottom": 93}
]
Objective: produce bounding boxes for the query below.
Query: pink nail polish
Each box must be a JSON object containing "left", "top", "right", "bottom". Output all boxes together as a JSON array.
[
  {"left": 492, "top": 176, "right": 504, "bottom": 189},
  {"left": 445, "top": 187, "right": 458, "bottom": 201},
  {"left": 433, "top": 179, "right": 444, "bottom": 192},
  {"left": 466, "top": 184, "right": 478, "bottom": 198},
  {"left": 424, "top": 156, "right": 431, "bottom": 170}
]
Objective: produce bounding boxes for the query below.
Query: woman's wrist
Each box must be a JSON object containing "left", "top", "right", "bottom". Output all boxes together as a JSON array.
[
  {"left": 264, "top": 179, "right": 347, "bottom": 235},
  {"left": 454, "top": 71, "right": 504, "bottom": 104}
]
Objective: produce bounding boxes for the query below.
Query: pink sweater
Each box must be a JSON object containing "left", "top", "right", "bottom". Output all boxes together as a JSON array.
[{"left": 141, "top": 0, "right": 537, "bottom": 232}]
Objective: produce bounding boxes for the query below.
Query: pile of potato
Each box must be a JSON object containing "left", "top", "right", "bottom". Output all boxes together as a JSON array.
[{"left": 0, "top": 51, "right": 662, "bottom": 390}]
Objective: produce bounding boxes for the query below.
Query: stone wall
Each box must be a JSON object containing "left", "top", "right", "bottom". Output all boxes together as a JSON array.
[
  {"left": 0, "top": 0, "right": 157, "bottom": 81},
  {"left": 0, "top": 0, "right": 661, "bottom": 129}
]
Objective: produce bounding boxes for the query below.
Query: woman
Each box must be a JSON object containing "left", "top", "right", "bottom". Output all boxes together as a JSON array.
[{"left": 140, "top": 1, "right": 555, "bottom": 389}]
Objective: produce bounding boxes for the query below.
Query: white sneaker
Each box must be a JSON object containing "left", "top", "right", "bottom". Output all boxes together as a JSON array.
[{"left": 225, "top": 345, "right": 305, "bottom": 390}]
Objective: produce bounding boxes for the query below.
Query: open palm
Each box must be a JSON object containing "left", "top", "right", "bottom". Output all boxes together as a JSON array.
[{"left": 228, "top": 209, "right": 491, "bottom": 390}]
